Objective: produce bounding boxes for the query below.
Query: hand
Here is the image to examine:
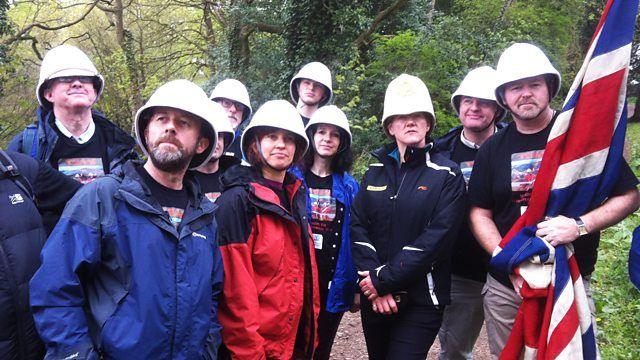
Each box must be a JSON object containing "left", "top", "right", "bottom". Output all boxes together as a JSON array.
[
  {"left": 371, "top": 294, "right": 398, "bottom": 315},
  {"left": 358, "top": 271, "right": 379, "bottom": 300},
  {"left": 535, "top": 215, "right": 581, "bottom": 246},
  {"left": 349, "top": 293, "right": 361, "bottom": 313}
]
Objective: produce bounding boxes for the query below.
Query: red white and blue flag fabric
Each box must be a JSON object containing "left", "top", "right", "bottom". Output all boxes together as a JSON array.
[{"left": 490, "top": 0, "right": 640, "bottom": 358}]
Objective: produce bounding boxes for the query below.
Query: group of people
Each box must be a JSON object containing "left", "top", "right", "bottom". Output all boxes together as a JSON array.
[{"left": 0, "top": 40, "right": 638, "bottom": 360}]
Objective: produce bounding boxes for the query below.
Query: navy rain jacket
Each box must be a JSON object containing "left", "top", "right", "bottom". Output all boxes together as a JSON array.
[
  {"left": 29, "top": 161, "right": 223, "bottom": 360},
  {"left": 350, "top": 143, "right": 465, "bottom": 306}
]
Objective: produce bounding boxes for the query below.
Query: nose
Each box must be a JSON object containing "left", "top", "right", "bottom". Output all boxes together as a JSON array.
[
  {"left": 71, "top": 79, "right": 83, "bottom": 88},
  {"left": 274, "top": 135, "right": 286, "bottom": 148}
]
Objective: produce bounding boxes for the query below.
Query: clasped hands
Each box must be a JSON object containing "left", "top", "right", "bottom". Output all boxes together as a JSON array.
[{"left": 358, "top": 271, "right": 398, "bottom": 315}]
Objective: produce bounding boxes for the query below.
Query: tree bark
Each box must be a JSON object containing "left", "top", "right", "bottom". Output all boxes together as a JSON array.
[{"left": 354, "top": 0, "right": 410, "bottom": 51}]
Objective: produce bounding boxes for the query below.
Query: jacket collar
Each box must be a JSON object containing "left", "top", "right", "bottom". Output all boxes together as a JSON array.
[
  {"left": 372, "top": 142, "right": 434, "bottom": 168},
  {"left": 112, "top": 161, "right": 214, "bottom": 236}
]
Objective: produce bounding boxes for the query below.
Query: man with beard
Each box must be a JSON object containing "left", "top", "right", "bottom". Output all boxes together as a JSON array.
[
  {"left": 193, "top": 111, "right": 241, "bottom": 202},
  {"left": 434, "top": 66, "right": 506, "bottom": 360},
  {"left": 290, "top": 62, "right": 333, "bottom": 125},
  {"left": 209, "top": 78, "right": 253, "bottom": 159},
  {"left": 29, "top": 80, "right": 226, "bottom": 359},
  {"left": 468, "top": 43, "right": 640, "bottom": 357}
]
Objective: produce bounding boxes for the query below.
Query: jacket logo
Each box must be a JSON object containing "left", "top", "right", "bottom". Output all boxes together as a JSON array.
[
  {"left": 192, "top": 232, "right": 207, "bottom": 240},
  {"left": 417, "top": 185, "right": 429, "bottom": 191},
  {"left": 366, "top": 185, "right": 387, "bottom": 191},
  {"left": 9, "top": 193, "right": 24, "bottom": 204}
]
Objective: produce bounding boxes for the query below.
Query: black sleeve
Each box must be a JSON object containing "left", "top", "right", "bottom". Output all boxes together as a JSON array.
[
  {"left": 350, "top": 171, "right": 383, "bottom": 272},
  {"left": 610, "top": 160, "right": 639, "bottom": 196},
  {"left": 467, "top": 142, "right": 494, "bottom": 209},
  {"left": 34, "top": 160, "right": 82, "bottom": 213}
]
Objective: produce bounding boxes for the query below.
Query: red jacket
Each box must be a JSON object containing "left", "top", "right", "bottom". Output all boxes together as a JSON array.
[{"left": 215, "top": 166, "right": 320, "bottom": 360}]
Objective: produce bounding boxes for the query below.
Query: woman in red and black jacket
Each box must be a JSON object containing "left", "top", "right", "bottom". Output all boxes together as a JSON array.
[
  {"left": 215, "top": 100, "right": 320, "bottom": 360},
  {"left": 351, "top": 75, "right": 466, "bottom": 359}
]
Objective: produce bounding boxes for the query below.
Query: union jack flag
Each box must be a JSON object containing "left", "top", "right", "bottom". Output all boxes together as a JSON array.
[{"left": 489, "top": 0, "right": 639, "bottom": 358}]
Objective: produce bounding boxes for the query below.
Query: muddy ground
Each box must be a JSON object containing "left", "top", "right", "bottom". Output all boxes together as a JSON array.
[{"left": 330, "top": 311, "right": 490, "bottom": 359}]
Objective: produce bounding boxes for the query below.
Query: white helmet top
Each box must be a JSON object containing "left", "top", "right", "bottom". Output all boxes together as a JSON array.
[
  {"left": 451, "top": 66, "right": 505, "bottom": 120},
  {"left": 381, "top": 74, "right": 435, "bottom": 138},
  {"left": 36, "top": 45, "right": 104, "bottom": 108},
  {"left": 241, "top": 100, "right": 309, "bottom": 163},
  {"left": 134, "top": 79, "right": 223, "bottom": 170},
  {"left": 494, "top": 43, "right": 561, "bottom": 109},
  {"left": 209, "top": 78, "right": 253, "bottom": 121},
  {"left": 289, "top": 62, "right": 333, "bottom": 106},
  {"left": 305, "top": 105, "right": 352, "bottom": 153}
]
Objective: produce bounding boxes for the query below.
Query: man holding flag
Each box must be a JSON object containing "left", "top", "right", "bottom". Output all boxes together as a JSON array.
[{"left": 468, "top": 36, "right": 639, "bottom": 358}]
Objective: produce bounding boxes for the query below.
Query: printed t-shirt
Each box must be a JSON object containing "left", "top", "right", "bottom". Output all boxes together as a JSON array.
[
  {"left": 136, "top": 165, "right": 189, "bottom": 228},
  {"left": 50, "top": 122, "right": 108, "bottom": 184},
  {"left": 193, "top": 170, "right": 222, "bottom": 203}
]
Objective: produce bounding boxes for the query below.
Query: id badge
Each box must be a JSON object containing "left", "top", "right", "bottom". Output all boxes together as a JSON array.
[{"left": 312, "top": 233, "right": 323, "bottom": 249}]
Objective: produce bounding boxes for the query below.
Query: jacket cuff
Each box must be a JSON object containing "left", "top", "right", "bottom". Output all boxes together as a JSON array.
[{"left": 370, "top": 266, "right": 387, "bottom": 295}]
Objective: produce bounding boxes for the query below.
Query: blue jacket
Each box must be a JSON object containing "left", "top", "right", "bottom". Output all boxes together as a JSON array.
[
  {"left": 29, "top": 161, "right": 224, "bottom": 360},
  {"left": 7, "top": 106, "right": 137, "bottom": 170},
  {"left": 292, "top": 167, "right": 360, "bottom": 313}
]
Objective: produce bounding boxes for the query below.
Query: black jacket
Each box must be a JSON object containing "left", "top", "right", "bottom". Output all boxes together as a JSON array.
[
  {"left": 0, "top": 150, "right": 80, "bottom": 360},
  {"left": 350, "top": 143, "right": 465, "bottom": 306},
  {"left": 433, "top": 122, "right": 508, "bottom": 158}
]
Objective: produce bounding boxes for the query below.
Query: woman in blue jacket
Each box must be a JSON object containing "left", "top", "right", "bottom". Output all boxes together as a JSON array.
[{"left": 293, "top": 105, "right": 359, "bottom": 360}]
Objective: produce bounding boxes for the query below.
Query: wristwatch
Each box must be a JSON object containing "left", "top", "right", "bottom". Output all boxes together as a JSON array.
[{"left": 574, "top": 217, "right": 588, "bottom": 236}]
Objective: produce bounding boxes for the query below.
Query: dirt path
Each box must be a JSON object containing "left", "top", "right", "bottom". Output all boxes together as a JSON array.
[{"left": 331, "top": 311, "right": 491, "bottom": 359}]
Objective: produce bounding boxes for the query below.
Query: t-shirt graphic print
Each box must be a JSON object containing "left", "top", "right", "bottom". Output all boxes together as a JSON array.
[
  {"left": 460, "top": 160, "right": 475, "bottom": 188},
  {"left": 58, "top": 158, "right": 105, "bottom": 184},
  {"left": 511, "top": 149, "right": 544, "bottom": 208},
  {"left": 163, "top": 207, "right": 184, "bottom": 228}
]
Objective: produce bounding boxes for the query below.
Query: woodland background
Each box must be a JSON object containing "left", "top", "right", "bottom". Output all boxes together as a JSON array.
[{"left": 0, "top": 0, "right": 639, "bottom": 357}]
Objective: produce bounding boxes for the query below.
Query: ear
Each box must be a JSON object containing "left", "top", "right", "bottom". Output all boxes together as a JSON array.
[
  {"left": 196, "top": 137, "right": 210, "bottom": 155},
  {"left": 43, "top": 88, "right": 55, "bottom": 102}
]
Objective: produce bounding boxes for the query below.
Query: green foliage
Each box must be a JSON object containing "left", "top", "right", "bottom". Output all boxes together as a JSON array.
[{"left": 591, "top": 123, "right": 640, "bottom": 358}]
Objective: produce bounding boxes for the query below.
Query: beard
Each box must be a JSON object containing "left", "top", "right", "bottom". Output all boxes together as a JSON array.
[{"left": 147, "top": 136, "right": 196, "bottom": 173}]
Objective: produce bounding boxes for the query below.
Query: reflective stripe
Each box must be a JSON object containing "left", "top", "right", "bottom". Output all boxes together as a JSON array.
[
  {"left": 354, "top": 242, "right": 377, "bottom": 252},
  {"left": 375, "top": 265, "right": 386, "bottom": 277},
  {"left": 425, "top": 152, "right": 456, "bottom": 176},
  {"left": 427, "top": 272, "right": 439, "bottom": 306},
  {"left": 369, "top": 163, "right": 384, "bottom": 167},
  {"left": 402, "top": 246, "right": 424, "bottom": 252}
]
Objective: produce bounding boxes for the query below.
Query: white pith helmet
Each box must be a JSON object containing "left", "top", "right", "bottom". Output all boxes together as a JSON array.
[
  {"left": 36, "top": 45, "right": 104, "bottom": 108},
  {"left": 134, "top": 80, "right": 221, "bottom": 170},
  {"left": 494, "top": 43, "right": 561, "bottom": 109},
  {"left": 241, "top": 100, "right": 309, "bottom": 163},
  {"left": 289, "top": 62, "right": 333, "bottom": 106},
  {"left": 209, "top": 78, "right": 253, "bottom": 121},
  {"left": 381, "top": 74, "right": 435, "bottom": 138},
  {"left": 305, "top": 105, "right": 352, "bottom": 153},
  {"left": 451, "top": 66, "right": 505, "bottom": 120}
]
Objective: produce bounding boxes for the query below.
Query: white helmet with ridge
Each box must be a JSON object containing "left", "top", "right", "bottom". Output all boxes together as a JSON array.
[
  {"left": 289, "top": 62, "right": 333, "bottom": 106},
  {"left": 381, "top": 74, "right": 435, "bottom": 138},
  {"left": 241, "top": 100, "right": 309, "bottom": 163},
  {"left": 451, "top": 66, "right": 505, "bottom": 120},
  {"left": 494, "top": 43, "right": 561, "bottom": 109},
  {"left": 305, "top": 105, "right": 352, "bottom": 153},
  {"left": 209, "top": 78, "right": 253, "bottom": 122},
  {"left": 36, "top": 45, "right": 104, "bottom": 108},
  {"left": 134, "top": 79, "right": 222, "bottom": 170}
]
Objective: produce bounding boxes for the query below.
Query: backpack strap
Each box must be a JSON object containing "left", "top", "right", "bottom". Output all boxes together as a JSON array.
[
  {"left": 0, "top": 149, "right": 35, "bottom": 201},
  {"left": 21, "top": 124, "right": 39, "bottom": 159}
]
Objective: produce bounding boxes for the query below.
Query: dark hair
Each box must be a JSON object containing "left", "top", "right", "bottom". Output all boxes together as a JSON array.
[{"left": 301, "top": 126, "right": 353, "bottom": 174}]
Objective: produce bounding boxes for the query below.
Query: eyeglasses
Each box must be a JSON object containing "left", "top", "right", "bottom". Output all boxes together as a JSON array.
[
  {"left": 54, "top": 76, "right": 96, "bottom": 84},
  {"left": 217, "top": 98, "right": 246, "bottom": 112}
]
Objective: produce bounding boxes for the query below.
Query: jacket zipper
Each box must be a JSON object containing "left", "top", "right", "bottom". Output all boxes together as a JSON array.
[
  {"left": 169, "top": 238, "right": 178, "bottom": 357},
  {"left": 388, "top": 169, "right": 408, "bottom": 257},
  {"left": 0, "top": 240, "right": 28, "bottom": 359}
]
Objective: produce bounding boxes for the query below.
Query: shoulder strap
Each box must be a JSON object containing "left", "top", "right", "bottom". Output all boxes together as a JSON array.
[
  {"left": 21, "top": 124, "right": 39, "bottom": 159},
  {"left": 0, "top": 149, "right": 35, "bottom": 201}
]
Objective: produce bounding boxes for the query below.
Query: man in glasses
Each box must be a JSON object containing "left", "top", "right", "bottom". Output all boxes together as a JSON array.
[
  {"left": 209, "top": 78, "right": 252, "bottom": 159},
  {"left": 8, "top": 45, "right": 137, "bottom": 232}
]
